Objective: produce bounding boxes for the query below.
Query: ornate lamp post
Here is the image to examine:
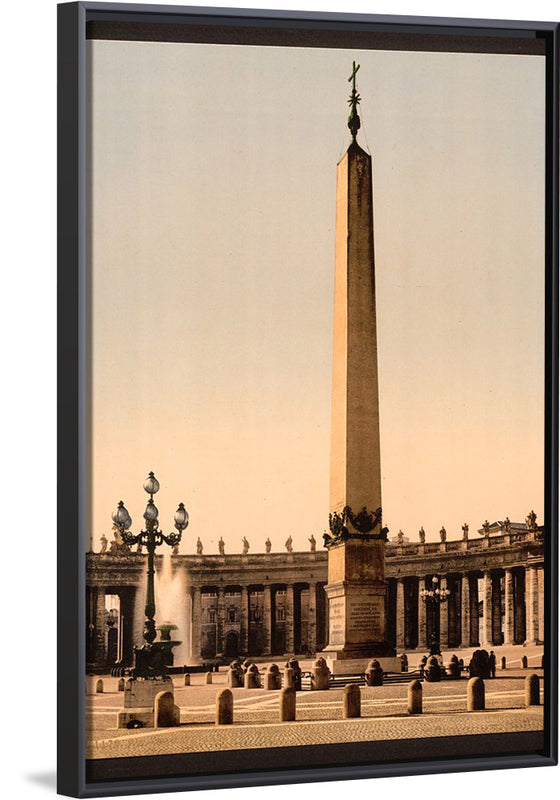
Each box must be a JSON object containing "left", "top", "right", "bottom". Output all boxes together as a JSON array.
[
  {"left": 420, "top": 575, "right": 450, "bottom": 656},
  {"left": 112, "top": 471, "right": 189, "bottom": 676}
]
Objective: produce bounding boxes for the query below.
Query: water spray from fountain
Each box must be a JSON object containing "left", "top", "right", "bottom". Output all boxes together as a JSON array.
[{"left": 155, "top": 550, "right": 191, "bottom": 663}]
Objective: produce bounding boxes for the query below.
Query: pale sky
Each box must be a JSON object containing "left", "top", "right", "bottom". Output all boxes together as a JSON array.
[{"left": 88, "top": 40, "right": 545, "bottom": 553}]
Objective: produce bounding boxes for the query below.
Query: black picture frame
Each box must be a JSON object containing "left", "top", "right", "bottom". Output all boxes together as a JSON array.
[{"left": 58, "top": 3, "right": 559, "bottom": 797}]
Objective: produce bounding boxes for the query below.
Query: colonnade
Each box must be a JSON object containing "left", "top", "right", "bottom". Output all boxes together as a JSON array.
[
  {"left": 388, "top": 564, "right": 544, "bottom": 651},
  {"left": 86, "top": 536, "right": 545, "bottom": 673},
  {"left": 191, "top": 582, "right": 328, "bottom": 661},
  {"left": 86, "top": 585, "right": 137, "bottom": 668}
]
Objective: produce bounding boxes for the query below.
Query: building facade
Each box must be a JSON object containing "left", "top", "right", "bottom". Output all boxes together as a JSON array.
[{"left": 86, "top": 522, "right": 544, "bottom": 672}]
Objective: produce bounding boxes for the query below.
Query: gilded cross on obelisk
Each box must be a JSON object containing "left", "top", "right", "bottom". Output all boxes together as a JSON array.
[{"left": 347, "top": 60, "right": 361, "bottom": 140}]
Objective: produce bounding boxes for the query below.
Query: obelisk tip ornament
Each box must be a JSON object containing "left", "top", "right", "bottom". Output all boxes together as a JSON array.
[
  {"left": 322, "top": 66, "right": 396, "bottom": 673},
  {"left": 347, "top": 61, "right": 361, "bottom": 141}
]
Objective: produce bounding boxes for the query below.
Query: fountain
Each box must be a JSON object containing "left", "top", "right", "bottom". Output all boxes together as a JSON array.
[{"left": 155, "top": 550, "right": 190, "bottom": 667}]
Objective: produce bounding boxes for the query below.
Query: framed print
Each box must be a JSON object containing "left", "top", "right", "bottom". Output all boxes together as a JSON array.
[{"left": 58, "top": 3, "right": 559, "bottom": 797}]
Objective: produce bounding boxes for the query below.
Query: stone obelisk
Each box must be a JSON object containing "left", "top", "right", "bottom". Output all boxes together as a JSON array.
[{"left": 323, "top": 63, "right": 396, "bottom": 673}]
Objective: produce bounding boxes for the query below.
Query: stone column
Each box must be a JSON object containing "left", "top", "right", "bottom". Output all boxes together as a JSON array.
[
  {"left": 262, "top": 585, "right": 272, "bottom": 656},
  {"left": 285, "top": 584, "right": 295, "bottom": 654},
  {"left": 216, "top": 588, "right": 226, "bottom": 655},
  {"left": 191, "top": 586, "right": 202, "bottom": 662},
  {"left": 525, "top": 566, "right": 540, "bottom": 645},
  {"left": 482, "top": 571, "right": 493, "bottom": 646},
  {"left": 492, "top": 573, "right": 503, "bottom": 645},
  {"left": 469, "top": 576, "right": 480, "bottom": 645},
  {"left": 396, "top": 578, "right": 405, "bottom": 650},
  {"left": 94, "top": 588, "right": 107, "bottom": 667},
  {"left": 417, "top": 578, "right": 427, "bottom": 649},
  {"left": 503, "top": 569, "right": 515, "bottom": 645},
  {"left": 86, "top": 586, "right": 95, "bottom": 665},
  {"left": 537, "top": 566, "right": 545, "bottom": 644},
  {"left": 308, "top": 582, "right": 317, "bottom": 654},
  {"left": 239, "top": 586, "right": 249, "bottom": 654},
  {"left": 460, "top": 573, "right": 471, "bottom": 648},
  {"left": 440, "top": 576, "right": 449, "bottom": 650}
]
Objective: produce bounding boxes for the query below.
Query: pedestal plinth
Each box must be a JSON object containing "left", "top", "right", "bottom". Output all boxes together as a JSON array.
[
  {"left": 117, "top": 676, "right": 173, "bottom": 729},
  {"left": 322, "top": 537, "right": 396, "bottom": 674}
]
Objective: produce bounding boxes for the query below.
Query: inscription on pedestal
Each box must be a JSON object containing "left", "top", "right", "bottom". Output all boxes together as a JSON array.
[
  {"left": 347, "top": 598, "right": 382, "bottom": 634},
  {"left": 328, "top": 597, "right": 345, "bottom": 645}
]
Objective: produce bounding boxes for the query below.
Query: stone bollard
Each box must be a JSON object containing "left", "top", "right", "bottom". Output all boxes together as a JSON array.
[
  {"left": 311, "top": 657, "right": 331, "bottom": 691},
  {"left": 227, "top": 662, "right": 243, "bottom": 688},
  {"left": 283, "top": 666, "right": 296, "bottom": 689},
  {"left": 424, "top": 656, "right": 442, "bottom": 683},
  {"left": 206, "top": 671, "right": 213, "bottom": 685},
  {"left": 154, "top": 690, "right": 180, "bottom": 728},
  {"left": 525, "top": 674, "right": 540, "bottom": 706},
  {"left": 447, "top": 655, "right": 461, "bottom": 679},
  {"left": 244, "top": 664, "right": 261, "bottom": 689},
  {"left": 184, "top": 673, "right": 191, "bottom": 686},
  {"left": 467, "top": 677, "right": 485, "bottom": 711},
  {"left": 343, "top": 684, "right": 361, "bottom": 718},
  {"left": 365, "top": 659, "right": 384, "bottom": 686},
  {"left": 118, "top": 678, "right": 125, "bottom": 692},
  {"left": 400, "top": 653, "right": 408, "bottom": 672},
  {"left": 408, "top": 679, "right": 423, "bottom": 714},
  {"left": 286, "top": 658, "right": 302, "bottom": 690},
  {"left": 279, "top": 686, "right": 296, "bottom": 721},
  {"left": 264, "top": 664, "right": 282, "bottom": 690},
  {"left": 96, "top": 679, "right": 104, "bottom": 694},
  {"left": 215, "top": 688, "right": 234, "bottom": 724},
  {"left": 501, "top": 656, "right": 506, "bottom": 670},
  {"left": 522, "top": 655, "right": 528, "bottom": 669}
]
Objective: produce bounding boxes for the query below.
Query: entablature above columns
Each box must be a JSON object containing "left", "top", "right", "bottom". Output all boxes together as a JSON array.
[
  {"left": 385, "top": 538, "right": 544, "bottom": 579},
  {"left": 86, "top": 530, "right": 543, "bottom": 588}
]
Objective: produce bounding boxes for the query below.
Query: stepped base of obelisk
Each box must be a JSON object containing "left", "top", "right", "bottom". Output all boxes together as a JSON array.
[{"left": 323, "top": 654, "right": 400, "bottom": 676}]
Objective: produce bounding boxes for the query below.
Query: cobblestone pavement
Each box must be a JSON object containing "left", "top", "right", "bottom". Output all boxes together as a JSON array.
[
  {"left": 88, "top": 707, "right": 543, "bottom": 760},
  {"left": 86, "top": 670, "right": 544, "bottom": 760}
]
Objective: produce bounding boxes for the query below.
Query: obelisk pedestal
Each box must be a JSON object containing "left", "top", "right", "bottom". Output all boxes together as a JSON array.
[
  {"left": 324, "top": 536, "right": 396, "bottom": 673},
  {"left": 322, "top": 65, "right": 397, "bottom": 674}
]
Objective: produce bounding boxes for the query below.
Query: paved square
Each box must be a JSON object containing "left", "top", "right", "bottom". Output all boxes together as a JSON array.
[{"left": 86, "top": 667, "right": 544, "bottom": 760}]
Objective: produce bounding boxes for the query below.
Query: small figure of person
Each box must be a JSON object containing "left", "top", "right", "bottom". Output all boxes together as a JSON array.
[
  {"left": 265, "top": 538, "right": 271, "bottom": 554},
  {"left": 439, "top": 525, "right": 447, "bottom": 543},
  {"left": 100, "top": 533, "right": 108, "bottom": 553},
  {"left": 462, "top": 522, "right": 469, "bottom": 540},
  {"left": 308, "top": 534, "right": 316, "bottom": 552},
  {"left": 196, "top": 537, "right": 203, "bottom": 555},
  {"left": 285, "top": 535, "right": 293, "bottom": 553},
  {"left": 418, "top": 526, "right": 425, "bottom": 544},
  {"left": 482, "top": 519, "right": 491, "bottom": 536},
  {"left": 488, "top": 650, "right": 496, "bottom": 678},
  {"left": 502, "top": 517, "right": 511, "bottom": 534},
  {"left": 242, "top": 537, "right": 250, "bottom": 554},
  {"left": 218, "top": 536, "right": 225, "bottom": 555},
  {"left": 397, "top": 530, "right": 404, "bottom": 544}
]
